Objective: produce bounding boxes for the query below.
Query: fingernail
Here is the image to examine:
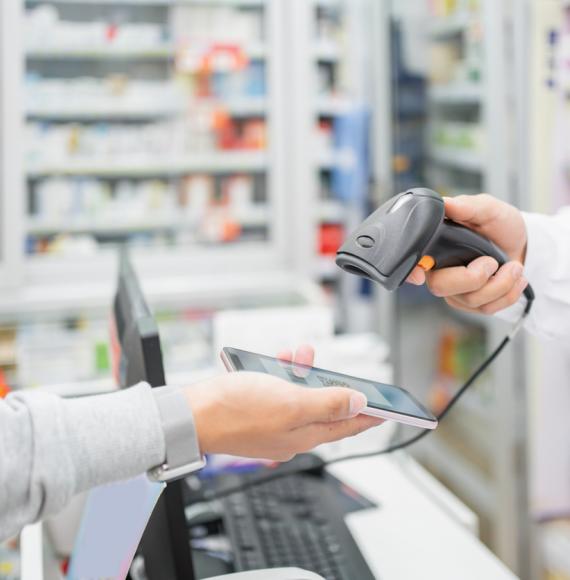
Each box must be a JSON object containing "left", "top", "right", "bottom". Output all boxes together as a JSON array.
[
  {"left": 511, "top": 263, "right": 523, "bottom": 280},
  {"left": 349, "top": 392, "right": 367, "bottom": 417}
]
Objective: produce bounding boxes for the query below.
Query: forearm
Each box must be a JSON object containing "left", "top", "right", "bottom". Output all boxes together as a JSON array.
[
  {"left": 0, "top": 383, "right": 166, "bottom": 541},
  {"left": 497, "top": 209, "right": 570, "bottom": 345}
]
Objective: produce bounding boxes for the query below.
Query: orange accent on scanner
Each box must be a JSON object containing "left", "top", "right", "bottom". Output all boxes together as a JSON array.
[{"left": 418, "top": 255, "right": 435, "bottom": 271}]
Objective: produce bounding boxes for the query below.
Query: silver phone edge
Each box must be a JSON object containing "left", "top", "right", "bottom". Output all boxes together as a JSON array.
[
  {"left": 360, "top": 406, "right": 438, "bottom": 430},
  {"left": 220, "top": 349, "right": 234, "bottom": 372}
]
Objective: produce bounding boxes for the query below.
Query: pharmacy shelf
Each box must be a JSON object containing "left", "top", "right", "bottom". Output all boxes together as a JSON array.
[
  {"left": 428, "top": 84, "right": 483, "bottom": 105},
  {"left": 27, "top": 105, "right": 177, "bottom": 122},
  {"left": 318, "top": 148, "right": 356, "bottom": 171},
  {"left": 26, "top": 152, "right": 268, "bottom": 178},
  {"left": 27, "top": 208, "right": 268, "bottom": 235},
  {"left": 428, "top": 12, "right": 475, "bottom": 38},
  {"left": 429, "top": 147, "right": 484, "bottom": 172},
  {"left": 26, "top": 46, "right": 175, "bottom": 61},
  {"left": 314, "top": 0, "right": 341, "bottom": 7},
  {"left": 319, "top": 200, "right": 345, "bottom": 223},
  {"left": 26, "top": 43, "right": 266, "bottom": 62},
  {"left": 27, "top": 0, "right": 265, "bottom": 5},
  {"left": 314, "top": 41, "right": 340, "bottom": 62},
  {"left": 317, "top": 256, "right": 340, "bottom": 280},
  {"left": 316, "top": 96, "right": 351, "bottom": 117},
  {"left": 26, "top": 97, "right": 268, "bottom": 121}
]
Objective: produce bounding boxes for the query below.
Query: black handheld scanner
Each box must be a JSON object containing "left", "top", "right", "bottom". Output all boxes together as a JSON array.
[{"left": 336, "top": 188, "right": 534, "bottom": 302}]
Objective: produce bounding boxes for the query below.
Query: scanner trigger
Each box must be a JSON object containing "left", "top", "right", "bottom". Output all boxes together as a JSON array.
[{"left": 417, "top": 255, "right": 435, "bottom": 272}]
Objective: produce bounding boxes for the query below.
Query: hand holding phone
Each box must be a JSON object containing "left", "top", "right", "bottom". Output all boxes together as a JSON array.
[{"left": 221, "top": 347, "right": 438, "bottom": 430}]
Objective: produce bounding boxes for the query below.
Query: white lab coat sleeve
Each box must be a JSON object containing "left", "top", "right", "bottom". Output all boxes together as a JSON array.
[{"left": 496, "top": 208, "right": 570, "bottom": 345}]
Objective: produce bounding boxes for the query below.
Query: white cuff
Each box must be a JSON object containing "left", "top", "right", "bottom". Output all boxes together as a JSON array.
[{"left": 494, "top": 211, "right": 549, "bottom": 324}]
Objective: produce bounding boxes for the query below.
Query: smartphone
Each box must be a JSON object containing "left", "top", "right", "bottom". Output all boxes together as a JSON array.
[{"left": 220, "top": 347, "right": 438, "bottom": 430}]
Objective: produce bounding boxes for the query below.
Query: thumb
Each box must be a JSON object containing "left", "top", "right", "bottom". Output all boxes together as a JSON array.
[
  {"left": 443, "top": 194, "right": 500, "bottom": 228},
  {"left": 301, "top": 387, "right": 368, "bottom": 423}
]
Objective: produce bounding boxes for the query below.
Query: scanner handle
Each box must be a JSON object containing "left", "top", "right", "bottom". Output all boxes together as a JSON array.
[
  {"left": 422, "top": 220, "right": 535, "bottom": 302},
  {"left": 426, "top": 220, "right": 508, "bottom": 270}
]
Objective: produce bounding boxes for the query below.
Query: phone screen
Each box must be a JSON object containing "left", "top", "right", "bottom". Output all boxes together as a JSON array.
[{"left": 223, "top": 347, "right": 436, "bottom": 422}]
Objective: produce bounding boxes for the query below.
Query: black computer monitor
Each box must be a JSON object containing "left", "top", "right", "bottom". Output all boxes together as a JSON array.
[{"left": 112, "top": 251, "right": 196, "bottom": 580}]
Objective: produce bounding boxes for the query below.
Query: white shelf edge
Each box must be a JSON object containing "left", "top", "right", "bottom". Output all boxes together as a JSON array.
[
  {"left": 317, "top": 256, "right": 340, "bottom": 279},
  {"left": 26, "top": 97, "right": 267, "bottom": 121},
  {"left": 428, "top": 84, "right": 483, "bottom": 104},
  {"left": 319, "top": 200, "right": 344, "bottom": 222},
  {"left": 314, "top": 41, "right": 340, "bottom": 61},
  {"left": 26, "top": 152, "right": 268, "bottom": 178},
  {"left": 316, "top": 96, "right": 352, "bottom": 116},
  {"left": 27, "top": 0, "right": 266, "bottom": 5},
  {"left": 26, "top": 43, "right": 266, "bottom": 62},
  {"left": 428, "top": 12, "right": 477, "bottom": 38},
  {"left": 428, "top": 147, "right": 483, "bottom": 172},
  {"left": 26, "top": 209, "right": 268, "bottom": 235},
  {"left": 26, "top": 47, "right": 176, "bottom": 61}
]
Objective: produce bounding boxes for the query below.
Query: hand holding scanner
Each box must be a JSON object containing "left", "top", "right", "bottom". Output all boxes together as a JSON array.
[{"left": 336, "top": 187, "right": 535, "bottom": 303}]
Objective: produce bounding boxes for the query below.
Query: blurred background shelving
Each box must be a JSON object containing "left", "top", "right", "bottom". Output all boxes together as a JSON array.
[
  {"left": 0, "top": 0, "right": 378, "bottom": 388},
  {"left": 22, "top": 0, "right": 272, "bottom": 263}
]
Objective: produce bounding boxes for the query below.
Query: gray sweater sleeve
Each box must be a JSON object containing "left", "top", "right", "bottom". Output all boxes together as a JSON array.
[{"left": 0, "top": 383, "right": 167, "bottom": 541}]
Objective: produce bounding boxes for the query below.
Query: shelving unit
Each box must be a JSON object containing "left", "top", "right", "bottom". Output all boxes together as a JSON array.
[
  {"left": 385, "top": 1, "right": 534, "bottom": 577},
  {"left": 19, "top": 0, "right": 275, "bottom": 268},
  {"left": 0, "top": 0, "right": 378, "bottom": 388},
  {"left": 7, "top": 0, "right": 367, "bottom": 291}
]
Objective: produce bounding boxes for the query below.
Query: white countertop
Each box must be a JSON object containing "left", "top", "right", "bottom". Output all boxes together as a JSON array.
[{"left": 329, "top": 455, "right": 519, "bottom": 580}]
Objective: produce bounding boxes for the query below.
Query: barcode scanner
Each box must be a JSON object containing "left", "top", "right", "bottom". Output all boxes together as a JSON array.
[{"left": 336, "top": 187, "right": 535, "bottom": 304}]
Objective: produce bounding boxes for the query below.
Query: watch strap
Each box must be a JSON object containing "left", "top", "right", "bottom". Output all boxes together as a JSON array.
[{"left": 150, "top": 386, "right": 205, "bottom": 481}]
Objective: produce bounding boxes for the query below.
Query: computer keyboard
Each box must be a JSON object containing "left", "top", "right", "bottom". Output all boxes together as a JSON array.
[{"left": 217, "top": 463, "right": 377, "bottom": 580}]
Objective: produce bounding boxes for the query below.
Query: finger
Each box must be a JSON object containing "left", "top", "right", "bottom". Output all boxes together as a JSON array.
[
  {"left": 277, "top": 350, "right": 293, "bottom": 363},
  {"left": 443, "top": 194, "right": 503, "bottom": 227},
  {"left": 451, "top": 261, "right": 524, "bottom": 310},
  {"left": 298, "top": 415, "right": 384, "bottom": 449},
  {"left": 289, "top": 344, "right": 314, "bottom": 378},
  {"left": 293, "top": 344, "right": 315, "bottom": 367},
  {"left": 297, "top": 387, "right": 368, "bottom": 424},
  {"left": 477, "top": 277, "right": 528, "bottom": 315},
  {"left": 406, "top": 266, "right": 426, "bottom": 285},
  {"left": 426, "top": 256, "right": 499, "bottom": 298},
  {"left": 445, "top": 276, "right": 528, "bottom": 315},
  {"left": 445, "top": 296, "right": 480, "bottom": 314}
]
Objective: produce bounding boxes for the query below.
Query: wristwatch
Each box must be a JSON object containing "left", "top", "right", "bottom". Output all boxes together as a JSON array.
[{"left": 148, "top": 386, "right": 206, "bottom": 483}]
